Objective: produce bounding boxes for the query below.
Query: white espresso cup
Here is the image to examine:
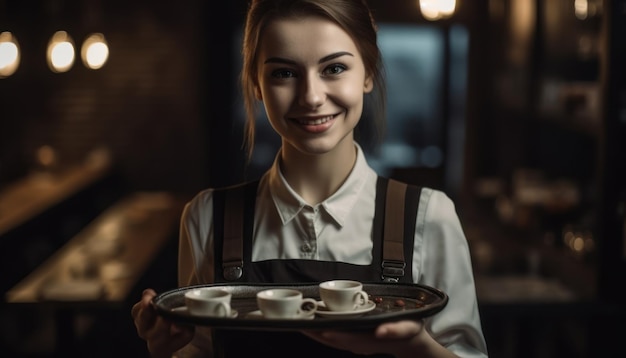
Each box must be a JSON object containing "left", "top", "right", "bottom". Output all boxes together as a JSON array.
[
  {"left": 319, "top": 280, "right": 369, "bottom": 312},
  {"left": 184, "top": 288, "right": 232, "bottom": 317},
  {"left": 256, "top": 288, "right": 318, "bottom": 319}
]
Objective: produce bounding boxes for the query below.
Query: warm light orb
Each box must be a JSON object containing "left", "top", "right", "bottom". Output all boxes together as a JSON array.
[
  {"left": 418, "top": 0, "right": 456, "bottom": 21},
  {"left": 574, "top": 0, "right": 588, "bottom": 20},
  {"left": 47, "top": 31, "right": 76, "bottom": 73},
  {"left": 81, "top": 33, "right": 109, "bottom": 70},
  {"left": 0, "top": 32, "right": 20, "bottom": 78}
]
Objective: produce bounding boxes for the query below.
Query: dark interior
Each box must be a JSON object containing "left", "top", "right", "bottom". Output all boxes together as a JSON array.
[{"left": 0, "top": 0, "right": 624, "bottom": 357}]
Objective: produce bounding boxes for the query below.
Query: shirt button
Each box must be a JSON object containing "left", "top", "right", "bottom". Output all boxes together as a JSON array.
[{"left": 301, "top": 242, "right": 312, "bottom": 252}]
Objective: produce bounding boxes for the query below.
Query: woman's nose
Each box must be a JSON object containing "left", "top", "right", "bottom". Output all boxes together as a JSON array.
[{"left": 298, "top": 73, "right": 325, "bottom": 109}]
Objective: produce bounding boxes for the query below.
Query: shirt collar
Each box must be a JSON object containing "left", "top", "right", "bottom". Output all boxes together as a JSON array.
[{"left": 268, "top": 143, "right": 372, "bottom": 227}]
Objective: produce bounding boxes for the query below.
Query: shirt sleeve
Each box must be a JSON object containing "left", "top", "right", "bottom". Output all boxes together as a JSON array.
[
  {"left": 175, "top": 190, "right": 216, "bottom": 358},
  {"left": 178, "top": 189, "right": 216, "bottom": 287},
  {"left": 413, "top": 188, "right": 489, "bottom": 357}
]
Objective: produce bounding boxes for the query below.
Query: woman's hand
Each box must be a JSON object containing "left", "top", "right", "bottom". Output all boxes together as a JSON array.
[
  {"left": 131, "top": 289, "right": 195, "bottom": 358},
  {"left": 302, "top": 320, "right": 457, "bottom": 358}
]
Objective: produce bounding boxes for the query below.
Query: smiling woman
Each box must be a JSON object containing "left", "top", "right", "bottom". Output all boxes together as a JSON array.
[
  {"left": 255, "top": 16, "right": 373, "bottom": 184},
  {"left": 131, "top": 1, "right": 488, "bottom": 357},
  {"left": 237, "top": 23, "right": 464, "bottom": 194}
]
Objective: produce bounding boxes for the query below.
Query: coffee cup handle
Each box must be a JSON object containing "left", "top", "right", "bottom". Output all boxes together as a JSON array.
[
  {"left": 300, "top": 298, "right": 318, "bottom": 315},
  {"left": 215, "top": 302, "right": 232, "bottom": 317},
  {"left": 354, "top": 291, "right": 369, "bottom": 309}
]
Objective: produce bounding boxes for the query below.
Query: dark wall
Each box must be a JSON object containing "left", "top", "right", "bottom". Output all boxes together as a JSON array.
[{"left": 0, "top": 0, "right": 210, "bottom": 195}]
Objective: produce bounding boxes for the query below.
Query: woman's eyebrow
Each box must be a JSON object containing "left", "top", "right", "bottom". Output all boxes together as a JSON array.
[
  {"left": 264, "top": 57, "right": 297, "bottom": 65},
  {"left": 263, "top": 51, "right": 354, "bottom": 65},
  {"left": 318, "top": 51, "right": 354, "bottom": 63}
]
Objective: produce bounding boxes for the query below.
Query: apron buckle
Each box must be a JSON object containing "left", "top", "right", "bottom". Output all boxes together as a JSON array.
[
  {"left": 381, "top": 260, "right": 405, "bottom": 282},
  {"left": 223, "top": 262, "right": 243, "bottom": 281}
]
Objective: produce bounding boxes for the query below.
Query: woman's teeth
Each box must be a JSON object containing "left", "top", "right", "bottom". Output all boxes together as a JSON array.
[{"left": 296, "top": 115, "right": 334, "bottom": 125}]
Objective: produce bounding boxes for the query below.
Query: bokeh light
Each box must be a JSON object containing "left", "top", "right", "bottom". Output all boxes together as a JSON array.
[
  {"left": 47, "top": 31, "right": 75, "bottom": 73},
  {"left": 418, "top": 0, "right": 456, "bottom": 21},
  {"left": 0, "top": 32, "right": 20, "bottom": 78},
  {"left": 81, "top": 33, "right": 109, "bottom": 70}
]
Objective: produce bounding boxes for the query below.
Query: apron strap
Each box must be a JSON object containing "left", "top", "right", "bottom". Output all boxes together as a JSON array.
[
  {"left": 216, "top": 177, "right": 420, "bottom": 283},
  {"left": 382, "top": 178, "right": 421, "bottom": 283},
  {"left": 218, "top": 180, "right": 259, "bottom": 281}
]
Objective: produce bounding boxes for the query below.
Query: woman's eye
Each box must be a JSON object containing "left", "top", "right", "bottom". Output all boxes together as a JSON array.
[
  {"left": 323, "top": 64, "right": 346, "bottom": 76},
  {"left": 271, "top": 69, "right": 296, "bottom": 79}
]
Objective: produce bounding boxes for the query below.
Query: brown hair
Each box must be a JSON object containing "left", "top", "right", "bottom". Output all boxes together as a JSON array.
[{"left": 241, "top": 0, "right": 386, "bottom": 159}]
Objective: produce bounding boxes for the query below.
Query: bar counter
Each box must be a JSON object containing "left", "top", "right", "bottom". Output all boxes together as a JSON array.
[
  {"left": 0, "top": 163, "right": 111, "bottom": 238},
  {"left": 3, "top": 191, "right": 188, "bottom": 356},
  {"left": 6, "top": 191, "right": 187, "bottom": 305}
]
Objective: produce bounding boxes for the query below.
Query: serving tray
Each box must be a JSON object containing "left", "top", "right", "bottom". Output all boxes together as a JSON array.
[{"left": 152, "top": 282, "right": 448, "bottom": 331}]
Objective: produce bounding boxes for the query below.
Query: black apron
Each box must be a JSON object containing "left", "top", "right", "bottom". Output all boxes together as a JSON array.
[{"left": 210, "top": 177, "right": 421, "bottom": 357}]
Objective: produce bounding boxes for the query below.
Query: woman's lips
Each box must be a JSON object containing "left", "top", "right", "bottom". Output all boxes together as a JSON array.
[
  {"left": 293, "top": 114, "right": 335, "bottom": 125},
  {"left": 291, "top": 114, "right": 338, "bottom": 133}
]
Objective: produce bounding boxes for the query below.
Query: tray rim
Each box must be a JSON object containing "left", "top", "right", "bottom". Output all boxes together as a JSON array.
[{"left": 152, "top": 281, "right": 448, "bottom": 331}]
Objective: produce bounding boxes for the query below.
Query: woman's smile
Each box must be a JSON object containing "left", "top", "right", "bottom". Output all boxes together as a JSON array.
[
  {"left": 256, "top": 16, "right": 372, "bottom": 157},
  {"left": 291, "top": 113, "right": 339, "bottom": 133}
]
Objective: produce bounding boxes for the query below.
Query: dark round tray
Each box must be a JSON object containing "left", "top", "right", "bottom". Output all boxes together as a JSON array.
[{"left": 152, "top": 282, "right": 448, "bottom": 331}]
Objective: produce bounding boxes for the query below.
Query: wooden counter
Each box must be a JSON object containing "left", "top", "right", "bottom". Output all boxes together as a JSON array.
[
  {"left": 0, "top": 163, "right": 111, "bottom": 238},
  {"left": 3, "top": 191, "right": 188, "bottom": 356},
  {"left": 5, "top": 191, "right": 187, "bottom": 306}
]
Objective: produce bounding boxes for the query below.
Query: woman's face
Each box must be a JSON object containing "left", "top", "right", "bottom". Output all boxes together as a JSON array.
[{"left": 255, "top": 16, "right": 373, "bottom": 157}]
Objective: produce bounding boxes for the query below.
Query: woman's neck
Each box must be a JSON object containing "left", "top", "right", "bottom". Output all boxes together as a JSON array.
[{"left": 280, "top": 141, "right": 357, "bottom": 205}]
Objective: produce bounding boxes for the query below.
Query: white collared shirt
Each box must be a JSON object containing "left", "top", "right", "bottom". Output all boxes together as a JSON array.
[{"left": 177, "top": 143, "right": 488, "bottom": 357}]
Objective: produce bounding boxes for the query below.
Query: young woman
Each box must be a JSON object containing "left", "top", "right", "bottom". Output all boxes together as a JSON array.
[{"left": 132, "top": 1, "right": 488, "bottom": 357}]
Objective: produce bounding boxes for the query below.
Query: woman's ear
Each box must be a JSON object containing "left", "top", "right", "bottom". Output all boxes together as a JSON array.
[
  {"left": 364, "top": 76, "right": 374, "bottom": 93},
  {"left": 254, "top": 86, "right": 263, "bottom": 100}
]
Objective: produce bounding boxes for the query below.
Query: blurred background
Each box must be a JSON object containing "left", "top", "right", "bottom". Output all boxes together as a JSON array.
[{"left": 0, "top": 0, "right": 624, "bottom": 357}]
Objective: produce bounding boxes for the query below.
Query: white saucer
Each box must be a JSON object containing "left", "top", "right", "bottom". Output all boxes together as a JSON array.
[
  {"left": 315, "top": 300, "right": 376, "bottom": 318},
  {"left": 246, "top": 310, "right": 315, "bottom": 320},
  {"left": 171, "top": 306, "right": 238, "bottom": 318}
]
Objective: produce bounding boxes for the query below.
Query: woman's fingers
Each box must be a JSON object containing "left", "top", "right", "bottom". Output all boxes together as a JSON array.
[
  {"left": 134, "top": 305, "right": 157, "bottom": 339},
  {"left": 301, "top": 320, "right": 426, "bottom": 356},
  {"left": 132, "top": 289, "right": 160, "bottom": 340},
  {"left": 148, "top": 323, "right": 195, "bottom": 355},
  {"left": 142, "top": 288, "right": 157, "bottom": 304},
  {"left": 131, "top": 288, "right": 194, "bottom": 357},
  {"left": 375, "top": 320, "right": 423, "bottom": 339}
]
